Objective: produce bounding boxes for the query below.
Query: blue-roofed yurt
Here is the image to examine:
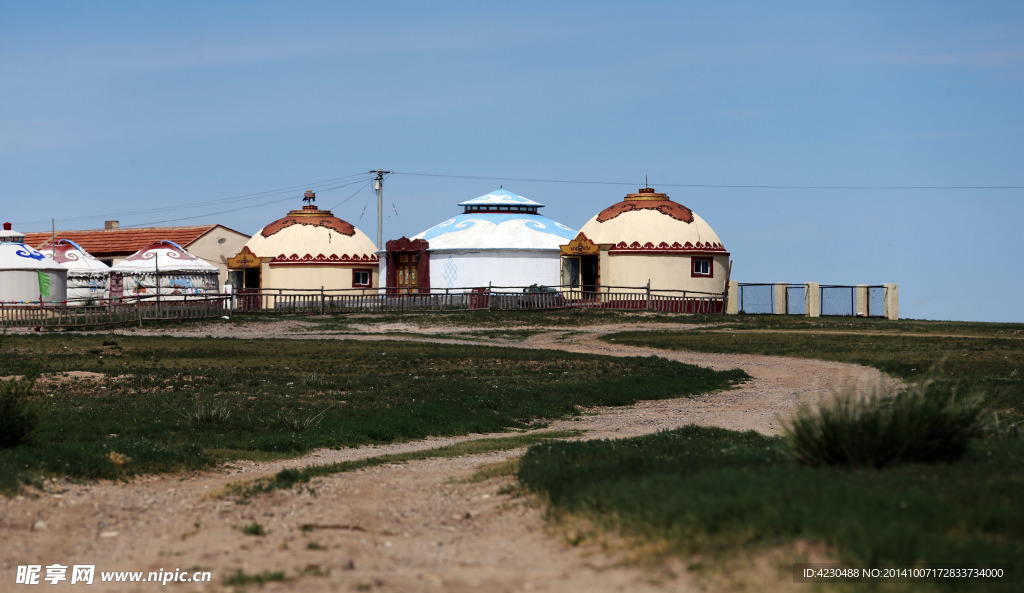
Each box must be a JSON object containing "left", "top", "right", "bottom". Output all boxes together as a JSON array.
[
  {"left": 0, "top": 222, "right": 68, "bottom": 305},
  {"left": 383, "top": 189, "right": 577, "bottom": 293}
]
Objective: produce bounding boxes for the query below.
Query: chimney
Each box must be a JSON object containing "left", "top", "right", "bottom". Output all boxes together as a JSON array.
[{"left": 105, "top": 220, "right": 119, "bottom": 229}]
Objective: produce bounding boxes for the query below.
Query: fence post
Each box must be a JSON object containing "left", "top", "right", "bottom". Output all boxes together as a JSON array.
[
  {"left": 855, "top": 284, "right": 869, "bottom": 316},
  {"left": 320, "top": 286, "right": 325, "bottom": 316},
  {"left": 884, "top": 283, "right": 899, "bottom": 320},
  {"left": 773, "top": 283, "right": 788, "bottom": 315},
  {"left": 645, "top": 280, "right": 651, "bottom": 311},
  {"left": 806, "top": 282, "right": 820, "bottom": 317},
  {"left": 725, "top": 281, "right": 739, "bottom": 314}
]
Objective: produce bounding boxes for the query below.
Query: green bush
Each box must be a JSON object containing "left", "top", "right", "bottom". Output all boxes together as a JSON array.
[
  {"left": 0, "top": 368, "right": 45, "bottom": 448},
  {"left": 783, "top": 382, "right": 989, "bottom": 468}
]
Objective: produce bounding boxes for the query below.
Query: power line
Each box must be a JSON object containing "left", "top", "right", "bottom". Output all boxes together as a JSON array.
[
  {"left": 392, "top": 171, "right": 1024, "bottom": 190},
  {"left": 14, "top": 172, "right": 374, "bottom": 228},
  {"left": 122, "top": 178, "right": 374, "bottom": 228}
]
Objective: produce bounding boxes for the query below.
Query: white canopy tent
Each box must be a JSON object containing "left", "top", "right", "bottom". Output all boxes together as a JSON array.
[{"left": 111, "top": 240, "right": 219, "bottom": 300}]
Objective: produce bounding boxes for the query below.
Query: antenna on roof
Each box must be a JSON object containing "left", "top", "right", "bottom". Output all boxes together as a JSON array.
[{"left": 645, "top": 174, "right": 648, "bottom": 189}]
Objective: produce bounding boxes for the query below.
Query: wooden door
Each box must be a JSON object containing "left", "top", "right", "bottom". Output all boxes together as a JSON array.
[{"left": 396, "top": 254, "right": 418, "bottom": 294}]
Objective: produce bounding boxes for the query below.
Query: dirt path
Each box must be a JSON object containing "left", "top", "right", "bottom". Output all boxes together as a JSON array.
[{"left": 1, "top": 321, "right": 897, "bottom": 592}]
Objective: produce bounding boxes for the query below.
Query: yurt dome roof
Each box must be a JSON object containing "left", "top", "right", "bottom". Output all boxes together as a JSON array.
[
  {"left": 458, "top": 189, "right": 543, "bottom": 208},
  {"left": 0, "top": 222, "right": 67, "bottom": 272},
  {"left": 40, "top": 239, "right": 110, "bottom": 274},
  {"left": 413, "top": 189, "right": 577, "bottom": 251},
  {"left": 244, "top": 192, "right": 378, "bottom": 263},
  {"left": 577, "top": 188, "right": 728, "bottom": 254},
  {"left": 111, "top": 240, "right": 219, "bottom": 273}
]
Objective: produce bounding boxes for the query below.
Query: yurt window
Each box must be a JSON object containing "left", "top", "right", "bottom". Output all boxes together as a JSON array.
[
  {"left": 691, "top": 258, "right": 713, "bottom": 278},
  {"left": 353, "top": 269, "right": 372, "bottom": 288}
]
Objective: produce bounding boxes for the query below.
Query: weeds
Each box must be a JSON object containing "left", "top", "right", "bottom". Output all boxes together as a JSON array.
[
  {"left": 239, "top": 522, "right": 266, "bottom": 536},
  {"left": 783, "top": 381, "right": 989, "bottom": 468},
  {"left": 223, "top": 569, "right": 287, "bottom": 586},
  {"left": 0, "top": 367, "right": 45, "bottom": 448},
  {"left": 0, "top": 330, "right": 45, "bottom": 448},
  {"left": 274, "top": 405, "right": 332, "bottom": 432},
  {"left": 176, "top": 399, "right": 233, "bottom": 425}
]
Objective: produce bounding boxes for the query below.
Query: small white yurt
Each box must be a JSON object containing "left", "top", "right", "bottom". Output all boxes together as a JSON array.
[
  {"left": 39, "top": 239, "right": 111, "bottom": 304},
  {"left": 0, "top": 222, "right": 68, "bottom": 305},
  {"left": 386, "top": 189, "right": 576, "bottom": 292},
  {"left": 111, "top": 240, "right": 219, "bottom": 299}
]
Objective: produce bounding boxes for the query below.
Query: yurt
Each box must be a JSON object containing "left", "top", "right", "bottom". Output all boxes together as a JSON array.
[
  {"left": 385, "top": 189, "right": 577, "bottom": 293},
  {"left": 111, "top": 240, "right": 219, "bottom": 299},
  {"left": 0, "top": 222, "right": 68, "bottom": 305},
  {"left": 227, "top": 191, "right": 379, "bottom": 293},
  {"left": 561, "top": 187, "right": 730, "bottom": 309},
  {"left": 39, "top": 239, "right": 111, "bottom": 304}
]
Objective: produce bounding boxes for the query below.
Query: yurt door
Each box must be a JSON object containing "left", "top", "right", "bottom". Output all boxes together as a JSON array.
[
  {"left": 396, "top": 254, "right": 418, "bottom": 294},
  {"left": 581, "top": 255, "right": 599, "bottom": 296},
  {"left": 109, "top": 273, "right": 124, "bottom": 302},
  {"left": 561, "top": 255, "right": 598, "bottom": 298}
]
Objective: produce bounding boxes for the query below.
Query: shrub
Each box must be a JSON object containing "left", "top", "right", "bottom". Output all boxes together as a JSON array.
[
  {"left": 240, "top": 522, "right": 266, "bottom": 536},
  {"left": 0, "top": 368, "right": 45, "bottom": 448},
  {"left": 783, "top": 382, "right": 989, "bottom": 468}
]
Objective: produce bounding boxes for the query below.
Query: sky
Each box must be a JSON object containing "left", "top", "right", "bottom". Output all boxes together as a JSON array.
[{"left": 2, "top": 1, "right": 1023, "bottom": 322}]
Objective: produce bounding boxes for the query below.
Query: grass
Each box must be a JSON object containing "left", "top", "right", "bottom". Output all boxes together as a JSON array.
[
  {"left": 604, "top": 316, "right": 1024, "bottom": 421},
  {"left": 784, "top": 382, "right": 989, "bottom": 468},
  {"left": 301, "top": 307, "right": 692, "bottom": 331},
  {"left": 239, "top": 522, "right": 266, "bottom": 536},
  {"left": 0, "top": 333, "right": 746, "bottom": 494},
  {"left": 518, "top": 425, "right": 1024, "bottom": 592},
  {"left": 511, "top": 316, "right": 1024, "bottom": 590},
  {"left": 223, "top": 569, "right": 288, "bottom": 586},
  {"left": 222, "top": 430, "right": 582, "bottom": 500}
]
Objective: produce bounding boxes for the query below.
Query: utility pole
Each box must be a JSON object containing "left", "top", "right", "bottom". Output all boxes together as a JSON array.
[{"left": 369, "top": 169, "right": 392, "bottom": 250}]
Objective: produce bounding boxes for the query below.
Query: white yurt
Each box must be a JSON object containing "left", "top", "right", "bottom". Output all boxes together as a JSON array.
[
  {"left": 111, "top": 240, "right": 219, "bottom": 299},
  {"left": 0, "top": 222, "right": 68, "bottom": 305},
  {"left": 39, "top": 239, "right": 111, "bottom": 304},
  {"left": 561, "top": 187, "right": 730, "bottom": 307},
  {"left": 386, "top": 189, "right": 576, "bottom": 292}
]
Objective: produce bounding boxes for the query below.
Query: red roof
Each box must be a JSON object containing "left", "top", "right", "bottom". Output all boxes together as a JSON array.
[{"left": 23, "top": 225, "right": 234, "bottom": 258}]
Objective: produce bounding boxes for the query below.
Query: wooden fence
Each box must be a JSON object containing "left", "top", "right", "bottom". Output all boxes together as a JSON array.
[
  {"left": 0, "top": 296, "right": 230, "bottom": 330},
  {"left": 2, "top": 284, "right": 726, "bottom": 330}
]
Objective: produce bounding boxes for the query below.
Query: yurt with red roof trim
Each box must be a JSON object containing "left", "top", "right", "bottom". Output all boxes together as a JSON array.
[
  {"left": 227, "top": 191, "right": 378, "bottom": 293},
  {"left": 560, "top": 187, "right": 730, "bottom": 310},
  {"left": 39, "top": 239, "right": 111, "bottom": 304},
  {"left": 111, "top": 240, "right": 219, "bottom": 299},
  {"left": 0, "top": 222, "right": 68, "bottom": 305}
]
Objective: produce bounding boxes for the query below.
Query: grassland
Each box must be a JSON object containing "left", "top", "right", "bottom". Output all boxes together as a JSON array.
[
  {"left": 516, "top": 316, "right": 1023, "bottom": 591},
  {"left": 604, "top": 315, "right": 1024, "bottom": 420},
  {"left": 0, "top": 331, "right": 746, "bottom": 493}
]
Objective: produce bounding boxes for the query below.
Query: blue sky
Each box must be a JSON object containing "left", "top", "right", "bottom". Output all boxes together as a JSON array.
[{"left": 3, "top": 1, "right": 1022, "bottom": 321}]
